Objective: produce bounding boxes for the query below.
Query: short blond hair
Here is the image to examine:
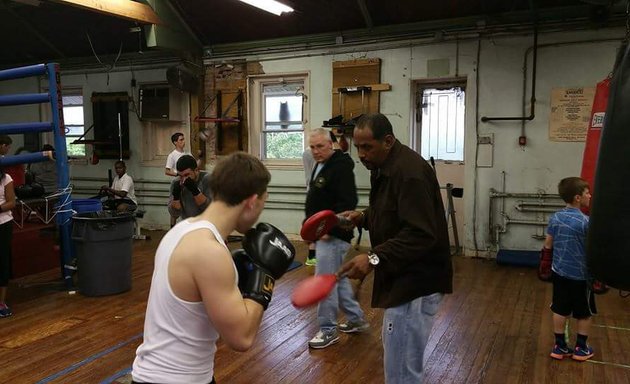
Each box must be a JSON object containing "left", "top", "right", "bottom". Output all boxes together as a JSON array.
[{"left": 308, "top": 128, "right": 332, "bottom": 141}]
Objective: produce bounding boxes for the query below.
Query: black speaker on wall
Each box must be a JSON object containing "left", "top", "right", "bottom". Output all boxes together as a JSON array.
[{"left": 91, "top": 92, "right": 130, "bottom": 159}]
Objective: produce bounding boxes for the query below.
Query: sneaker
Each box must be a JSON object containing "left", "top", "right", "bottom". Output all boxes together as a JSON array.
[
  {"left": 305, "top": 257, "right": 317, "bottom": 267},
  {"left": 308, "top": 329, "right": 339, "bottom": 349},
  {"left": 339, "top": 320, "right": 370, "bottom": 333},
  {"left": 572, "top": 345, "right": 594, "bottom": 362},
  {"left": 550, "top": 344, "right": 573, "bottom": 360},
  {"left": 0, "top": 304, "right": 12, "bottom": 318}
]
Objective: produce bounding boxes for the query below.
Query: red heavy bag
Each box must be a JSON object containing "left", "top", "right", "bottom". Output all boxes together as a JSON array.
[{"left": 580, "top": 78, "right": 610, "bottom": 215}]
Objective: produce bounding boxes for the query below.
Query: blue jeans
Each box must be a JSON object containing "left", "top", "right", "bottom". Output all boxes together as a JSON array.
[
  {"left": 315, "top": 237, "right": 365, "bottom": 331},
  {"left": 382, "top": 293, "right": 443, "bottom": 384}
]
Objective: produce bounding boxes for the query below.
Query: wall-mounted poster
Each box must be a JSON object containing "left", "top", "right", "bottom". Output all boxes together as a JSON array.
[{"left": 549, "top": 87, "right": 595, "bottom": 142}]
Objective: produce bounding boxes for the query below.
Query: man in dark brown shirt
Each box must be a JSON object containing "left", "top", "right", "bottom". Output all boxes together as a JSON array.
[{"left": 339, "top": 113, "right": 453, "bottom": 384}]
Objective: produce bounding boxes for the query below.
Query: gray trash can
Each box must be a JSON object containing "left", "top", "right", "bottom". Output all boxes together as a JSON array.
[{"left": 72, "top": 211, "right": 134, "bottom": 296}]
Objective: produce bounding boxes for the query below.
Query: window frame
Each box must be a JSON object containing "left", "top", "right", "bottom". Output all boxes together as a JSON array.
[
  {"left": 248, "top": 72, "right": 310, "bottom": 168},
  {"left": 61, "top": 91, "right": 87, "bottom": 158},
  {"left": 41, "top": 87, "right": 86, "bottom": 159}
]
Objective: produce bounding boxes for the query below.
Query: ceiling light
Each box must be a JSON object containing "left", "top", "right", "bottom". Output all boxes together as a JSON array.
[{"left": 238, "top": 0, "right": 294, "bottom": 16}]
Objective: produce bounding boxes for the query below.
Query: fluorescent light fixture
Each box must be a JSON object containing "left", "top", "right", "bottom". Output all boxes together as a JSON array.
[{"left": 238, "top": 0, "right": 294, "bottom": 16}]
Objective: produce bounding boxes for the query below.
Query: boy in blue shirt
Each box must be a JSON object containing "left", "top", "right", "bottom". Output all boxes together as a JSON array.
[{"left": 544, "top": 177, "right": 595, "bottom": 361}]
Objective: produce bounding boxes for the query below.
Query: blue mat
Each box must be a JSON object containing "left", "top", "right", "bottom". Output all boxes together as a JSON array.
[
  {"left": 496, "top": 249, "right": 539, "bottom": 268},
  {"left": 288, "top": 260, "right": 302, "bottom": 271}
]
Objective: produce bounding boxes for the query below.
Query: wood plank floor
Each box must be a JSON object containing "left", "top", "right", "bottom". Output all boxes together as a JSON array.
[{"left": 1, "top": 230, "right": 630, "bottom": 383}]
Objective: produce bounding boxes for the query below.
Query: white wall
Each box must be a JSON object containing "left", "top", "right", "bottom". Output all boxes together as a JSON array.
[
  {"left": 0, "top": 66, "right": 188, "bottom": 228},
  {"left": 58, "top": 69, "right": 189, "bottom": 227},
  {"left": 254, "top": 27, "right": 622, "bottom": 255},
  {"left": 0, "top": 27, "right": 623, "bottom": 255}
]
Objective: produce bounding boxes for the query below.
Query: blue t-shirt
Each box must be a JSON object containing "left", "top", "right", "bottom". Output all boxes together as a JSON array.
[{"left": 547, "top": 207, "right": 589, "bottom": 280}]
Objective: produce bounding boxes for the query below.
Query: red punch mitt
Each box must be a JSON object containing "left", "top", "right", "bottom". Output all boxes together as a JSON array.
[
  {"left": 538, "top": 247, "right": 552, "bottom": 282},
  {"left": 300, "top": 210, "right": 339, "bottom": 242}
]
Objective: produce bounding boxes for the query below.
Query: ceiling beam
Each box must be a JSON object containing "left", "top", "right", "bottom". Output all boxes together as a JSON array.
[
  {"left": 48, "top": 0, "right": 162, "bottom": 24},
  {"left": 1, "top": 0, "right": 66, "bottom": 58},
  {"left": 144, "top": 0, "right": 202, "bottom": 53},
  {"left": 10, "top": 0, "right": 42, "bottom": 6},
  {"left": 356, "top": 0, "right": 373, "bottom": 29}
]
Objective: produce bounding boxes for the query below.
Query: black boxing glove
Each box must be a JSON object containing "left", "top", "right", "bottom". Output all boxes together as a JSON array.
[
  {"left": 172, "top": 181, "right": 182, "bottom": 201},
  {"left": 243, "top": 222, "right": 296, "bottom": 280},
  {"left": 232, "top": 248, "right": 250, "bottom": 289},
  {"left": 232, "top": 248, "right": 275, "bottom": 310},
  {"left": 182, "top": 177, "right": 201, "bottom": 196}
]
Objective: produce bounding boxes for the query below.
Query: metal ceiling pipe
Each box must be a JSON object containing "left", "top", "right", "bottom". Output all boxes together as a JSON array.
[
  {"left": 489, "top": 180, "right": 559, "bottom": 245},
  {"left": 515, "top": 205, "right": 562, "bottom": 213},
  {"left": 481, "top": 27, "right": 538, "bottom": 122},
  {"left": 505, "top": 218, "right": 548, "bottom": 226},
  {"left": 489, "top": 188, "right": 559, "bottom": 199},
  {"left": 517, "top": 36, "right": 624, "bottom": 140},
  {"left": 517, "top": 201, "right": 565, "bottom": 207},
  {"left": 204, "top": 10, "right": 626, "bottom": 62}
]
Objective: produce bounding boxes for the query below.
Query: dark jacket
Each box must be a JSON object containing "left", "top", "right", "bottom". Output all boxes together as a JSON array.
[
  {"left": 364, "top": 140, "right": 453, "bottom": 308},
  {"left": 305, "top": 150, "right": 358, "bottom": 243}
]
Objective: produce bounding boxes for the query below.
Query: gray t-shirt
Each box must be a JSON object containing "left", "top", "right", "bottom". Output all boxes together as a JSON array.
[
  {"left": 171, "top": 171, "right": 212, "bottom": 219},
  {"left": 29, "top": 160, "right": 57, "bottom": 193}
]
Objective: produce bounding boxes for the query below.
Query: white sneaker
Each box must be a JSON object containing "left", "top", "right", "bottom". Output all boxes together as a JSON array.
[{"left": 308, "top": 329, "right": 340, "bottom": 349}]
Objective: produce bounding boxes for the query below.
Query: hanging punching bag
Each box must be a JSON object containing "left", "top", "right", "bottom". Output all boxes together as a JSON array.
[
  {"left": 587, "top": 43, "right": 630, "bottom": 291},
  {"left": 580, "top": 78, "right": 610, "bottom": 215}
]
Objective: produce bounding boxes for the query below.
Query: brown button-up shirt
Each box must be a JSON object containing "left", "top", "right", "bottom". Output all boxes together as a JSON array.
[{"left": 364, "top": 140, "right": 453, "bottom": 308}]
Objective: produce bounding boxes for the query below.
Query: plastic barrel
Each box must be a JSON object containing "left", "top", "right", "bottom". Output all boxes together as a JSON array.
[{"left": 71, "top": 212, "right": 134, "bottom": 296}]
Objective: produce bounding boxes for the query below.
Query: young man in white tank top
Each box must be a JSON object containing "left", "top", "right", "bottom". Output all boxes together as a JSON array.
[{"left": 132, "top": 152, "right": 295, "bottom": 384}]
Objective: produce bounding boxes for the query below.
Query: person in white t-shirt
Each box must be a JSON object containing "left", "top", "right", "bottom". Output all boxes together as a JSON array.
[
  {"left": 166, "top": 132, "right": 186, "bottom": 227},
  {"left": 0, "top": 134, "right": 16, "bottom": 318},
  {"left": 165, "top": 132, "right": 186, "bottom": 177},
  {"left": 100, "top": 160, "right": 137, "bottom": 212}
]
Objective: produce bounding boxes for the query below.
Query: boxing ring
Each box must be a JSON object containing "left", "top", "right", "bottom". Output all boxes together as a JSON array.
[
  {"left": 0, "top": 63, "right": 74, "bottom": 288},
  {"left": 12, "top": 194, "right": 64, "bottom": 229}
]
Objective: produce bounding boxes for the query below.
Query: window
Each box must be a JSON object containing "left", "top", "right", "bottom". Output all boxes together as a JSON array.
[
  {"left": 62, "top": 93, "right": 86, "bottom": 157},
  {"left": 249, "top": 74, "right": 309, "bottom": 164},
  {"left": 419, "top": 87, "right": 465, "bottom": 162}
]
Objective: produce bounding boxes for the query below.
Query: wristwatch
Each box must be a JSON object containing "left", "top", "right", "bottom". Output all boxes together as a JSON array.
[{"left": 367, "top": 251, "right": 380, "bottom": 266}]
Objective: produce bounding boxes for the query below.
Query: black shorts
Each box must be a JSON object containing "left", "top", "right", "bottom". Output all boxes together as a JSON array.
[
  {"left": 0, "top": 221, "right": 13, "bottom": 286},
  {"left": 550, "top": 271, "right": 597, "bottom": 319}
]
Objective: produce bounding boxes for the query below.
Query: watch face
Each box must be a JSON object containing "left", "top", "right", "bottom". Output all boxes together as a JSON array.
[{"left": 368, "top": 252, "right": 379, "bottom": 265}]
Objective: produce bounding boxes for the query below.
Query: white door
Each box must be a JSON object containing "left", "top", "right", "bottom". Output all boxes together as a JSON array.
[{"left": 412, "top": 80, "right": 466, "bottom": 254}]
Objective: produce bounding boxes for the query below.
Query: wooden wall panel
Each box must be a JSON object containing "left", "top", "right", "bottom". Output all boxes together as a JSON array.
[
  {"left": 200, "top": 62, "right": 264, "bottom": 159},
  {"left": 330, "top": 59, "right": 389, "bottom": 123}
]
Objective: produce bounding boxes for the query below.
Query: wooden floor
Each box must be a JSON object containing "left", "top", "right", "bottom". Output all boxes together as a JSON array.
[{"left": 2, "top": 230, "right": 630, "bottom": 384}]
